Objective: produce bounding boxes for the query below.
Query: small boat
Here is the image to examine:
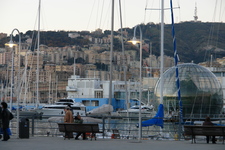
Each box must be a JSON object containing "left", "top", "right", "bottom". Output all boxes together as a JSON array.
[
  {"left": 119, "top": 105, "right": 154, "bottom": 112},
  {"left": 127, "top": 105, "right": 154, "bottom": 112},
  {"left": 118, "top": 105, "right": 156, "bottom": 118},
  {"left": 36, "top": 99, "right": 86, "bottom": 117}
]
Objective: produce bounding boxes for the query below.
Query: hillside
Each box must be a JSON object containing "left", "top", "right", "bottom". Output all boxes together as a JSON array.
[
  {"left": 1, "top": 22, "right": 224, "bottom": 63},
  {"left": 136, "top": 22, "right": 225, "bottom": 63}
]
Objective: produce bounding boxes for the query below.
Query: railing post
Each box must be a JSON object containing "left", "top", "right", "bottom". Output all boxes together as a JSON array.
[
  {"left": 32, "top": 115, "right": 35, "bottom": 136},
  {"left": 102, "top": 117, "right": 105, "bottom": 138},
  {"left": 141, "top": 117, "right": 142, "bottom": 139}
]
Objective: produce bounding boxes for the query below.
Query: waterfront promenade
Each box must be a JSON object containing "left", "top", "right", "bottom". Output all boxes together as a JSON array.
[{"left": 0, "top": 136, "right": 224, "bottom": 150}]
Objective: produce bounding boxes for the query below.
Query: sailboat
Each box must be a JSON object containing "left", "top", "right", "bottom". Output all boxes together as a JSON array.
[
  {"left": 136, "top": 0, "right": 166, "bottom": 129},
  {"left": 15, "top": 0, "right": 43, "bottom": 118},
  {"left": 139, "top": 0, "right": 182, "bottom": 130}
]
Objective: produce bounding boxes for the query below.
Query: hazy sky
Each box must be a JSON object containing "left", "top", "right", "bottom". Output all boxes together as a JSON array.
[{"left": 0, "top": 0, "right": 224, "bottom": 35}]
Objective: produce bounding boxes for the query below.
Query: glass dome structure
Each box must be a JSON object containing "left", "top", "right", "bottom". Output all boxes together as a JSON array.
[{"left": 154, "top": 63, "right": 223, "bottom": 118}]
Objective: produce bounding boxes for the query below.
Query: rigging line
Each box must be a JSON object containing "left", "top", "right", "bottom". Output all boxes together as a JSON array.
[
  {"left": 27, "top": 53, "right": 33, "bottom": 103},
  {"left": 122, "top": 0, "right": 126, "bottom": 29},
  {"left": 3, "top": 66, "right": 9, "bottom": 101},
  {"left": 207, "top": 81, "right": 215, "bottom": 115},
  {"left": 215, "top": 0, "right": 223, "bottom": 48},
  {"left": 209, "top": 0, "right": 219, "bottom": 46},
  {"left": 218, "top": 0, "right": 223, "bottom": 21},
  {"left": 30, "top": 4, "right": 40, "bottom": 51},
  {"left": 39, "top": 0, "right": 46, "bottom": 30},
  {"left": 39, "top": 1, "right": 48, "bottom": 46},
  {"left": 17, "top": 69, "right": 26, "bottom": 103},
  {"left": 98, "top": 0, "right": 105, "bottom": 29},
  {"left": 95, "top": 0, "right": 100, "bottom": 30},
  {"left": 177, "top": 0, "right": 181, "bottom": 23},
  {"left": 215, "top": 22, "right": 221, "bottom": 49},
  {"left": 23, "top": 52, "right": 33, "bottom": 104},
  {"left": 86, "top": 0, "right": 96, "bottom": 30},
  {"left": 206, "top": 23, "right": 215, "bottom": 47},
  {"left": 211, "top": 0, "right": 219, "bottom": 48},
  {"left": 189, "top": 78, "right": 198, "bottom": 119},
  {"left": 114, "top": 1, "right": 121, "bottom": 31},
  {"left": 200, "top": 87, "right": 204, "bottom": 118},
  {"left": 221, "top": 2, "right": 225, "bottom": 21},
  {"left": 212, "top": 0, "right": 218, "bottom": 22},
  {"left": 101, "top": 2, "right": 111, "bottom": 30},
  {"left": 29, "top": 8, "right": 38, "bottom": 51},
  {"left": 205, "top": 0, "right": 219, "bottom": 62},
  {"left": 33, "top": 31, "right": 38, "bottom": 51},
  {"left": 148, "top": 0, "right": 160, "bottom": 24},
  {"left": 143, "top": 0, "right": 149, "bottom": 23}
]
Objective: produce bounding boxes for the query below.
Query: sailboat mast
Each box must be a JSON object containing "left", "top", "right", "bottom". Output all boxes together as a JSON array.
[
  {"left": 48, "top": 73, "right": 51, "bottom": 104},
  {"left": 23, "top": 52, "right": 28, "bottom": 105},
  {"left": 36, "top": 0, "right": 41, "bottom": 108},
  {"left": 109, "top": 0, "right": 114, "bottom": 106},
  {"left": 118, "top": 0, "right": 128, "bottom": 111},
  {"left": 10, "top": 48, "right": 14, "bottom": 111},
  {"left": 160, "top": 0, "right": 164, "bottom": 104},
  {"left": 73, "top": 54, "right": 76, "bottom": 76}
]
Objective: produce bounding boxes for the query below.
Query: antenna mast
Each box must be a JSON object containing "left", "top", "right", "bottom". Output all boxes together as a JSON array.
[{"left": 193, "top": 3, "right": 198, "bottom": 22}]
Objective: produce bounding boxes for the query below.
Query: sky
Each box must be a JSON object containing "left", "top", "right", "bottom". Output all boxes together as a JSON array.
[{"left": 0, "top": 0, "right": 224, "bottom": 35}]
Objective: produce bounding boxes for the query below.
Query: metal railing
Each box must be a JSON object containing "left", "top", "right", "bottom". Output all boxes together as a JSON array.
[{"left": 9, "top": 114, "right": 225, "bottom": 140}]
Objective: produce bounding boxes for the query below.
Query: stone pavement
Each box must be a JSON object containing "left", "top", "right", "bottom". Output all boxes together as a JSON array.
[{"left": 0, "top": 136, "right": 224, "bottom": 150}]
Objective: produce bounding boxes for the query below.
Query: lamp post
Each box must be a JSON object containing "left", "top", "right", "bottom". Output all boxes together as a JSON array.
[
  {"left": 5, "top": 28, "right": 21, "bottom": 139},
  {"left": 130, "top": 25, "right": 142, "bottom": 142}
]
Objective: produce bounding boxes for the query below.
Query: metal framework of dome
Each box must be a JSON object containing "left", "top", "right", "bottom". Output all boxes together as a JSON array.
[{"left": 154, "top": 63, "right": 223, "bottom": 118}]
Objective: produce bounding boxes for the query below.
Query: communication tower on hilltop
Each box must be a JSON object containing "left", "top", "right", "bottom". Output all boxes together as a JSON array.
[{"left": 193, "top": 3, "right": 198, "bottom": 22}]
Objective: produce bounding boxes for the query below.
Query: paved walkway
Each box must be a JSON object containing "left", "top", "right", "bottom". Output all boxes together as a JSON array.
[{"left": 0, "top": 136, "right": 224, "bottom": 150}]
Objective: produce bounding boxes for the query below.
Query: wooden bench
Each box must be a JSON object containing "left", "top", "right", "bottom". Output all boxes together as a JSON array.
[
  {"left": 58, "top": 123, "right": 103, "bottom": 140},
  {"left": 184, "top": 125, "right": 225, "bottom": 144}
]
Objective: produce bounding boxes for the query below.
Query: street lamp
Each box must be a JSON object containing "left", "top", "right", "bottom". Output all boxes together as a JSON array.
[
  {"left": 129, "top": 25, "right": 142, "bottom": 142},
  {"left": 5, "top": 28, "right": 21, "bottom": 139}
]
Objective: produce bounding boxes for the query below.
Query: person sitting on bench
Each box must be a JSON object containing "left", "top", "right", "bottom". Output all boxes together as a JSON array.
[
  {"left": 74, "top": 112, "right": 87, "bottom": 140},
  {"left": 203, "top": 116, "right": 216, "bottom": 144}
]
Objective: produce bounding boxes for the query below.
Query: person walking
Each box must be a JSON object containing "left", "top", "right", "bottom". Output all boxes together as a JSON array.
[
  {"left": 203, "top": 116, "right": 216, "bottom": 144},
  {"left": 1, "top": 102, "right": 11, "bottom": 141},
  {"left": 64, "top": 106, "right": 74, "bottom": 138}
]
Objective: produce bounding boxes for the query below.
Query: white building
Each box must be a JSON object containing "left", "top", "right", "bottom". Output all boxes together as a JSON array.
[{"left": 66, "top": 75, "right": 141, "bottom": 100}]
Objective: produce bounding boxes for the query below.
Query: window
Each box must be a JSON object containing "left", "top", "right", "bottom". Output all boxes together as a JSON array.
[
  {"left": 94, "top": 91, "right": 103, "bottom": 98},
  {"left": 82, "top": 100, "right": 90, "bottom": 106},
  {"left": 91, "top": 100, "right": 99, "bottom": 106}
]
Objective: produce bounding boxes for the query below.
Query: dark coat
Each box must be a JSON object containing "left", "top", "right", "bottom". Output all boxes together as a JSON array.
[
  {"left": 0, "top": 107, "right": 2, "bottom": 128},
  {"left": 203, "top": 117, "right": 214, "bottom": 126},
  {"left": 0, "top": 107, "right": 2, "bottom": 119},
  {"left": 1, "top": 108, "right": 10, "bottom": 128}
]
